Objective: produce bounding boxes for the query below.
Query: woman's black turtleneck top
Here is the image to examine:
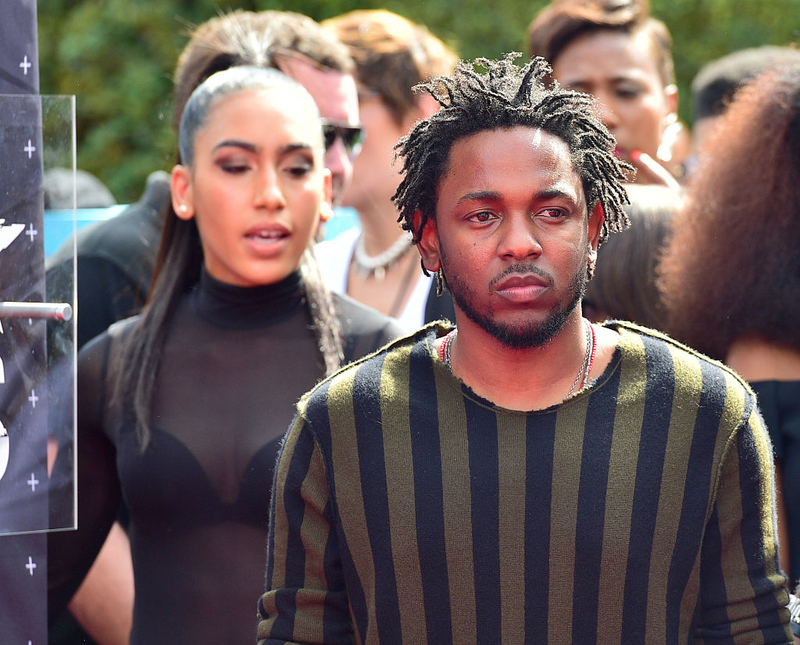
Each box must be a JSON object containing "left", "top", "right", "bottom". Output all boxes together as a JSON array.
[{"left": 49, "top": 269, "right": 402, "bottom": 645}]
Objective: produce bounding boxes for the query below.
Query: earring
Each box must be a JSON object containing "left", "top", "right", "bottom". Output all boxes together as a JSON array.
[
  {"left": 587, "top": 250, "right": 597, "bottom": 280},
  {"left": 178, "top": 204, "right": 188, "bottom": 214},
  {"left": 435, "top": 267, "right": 446, "bottom": 297}
]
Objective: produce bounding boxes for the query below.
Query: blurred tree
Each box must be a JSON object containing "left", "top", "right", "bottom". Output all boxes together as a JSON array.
[{"left": 37, "top": 0, "right": 799, "bottom": 204}]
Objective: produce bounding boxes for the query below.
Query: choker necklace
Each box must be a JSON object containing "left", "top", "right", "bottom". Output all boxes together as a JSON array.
[
  {"left": 353, "top": 231, "right": 413, "bottom": 280},
  {"left": 439, "top": 320, "right": 596, "bottom": 398}
]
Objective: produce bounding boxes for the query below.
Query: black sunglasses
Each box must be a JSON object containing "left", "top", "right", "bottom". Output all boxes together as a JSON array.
[{"left": 321, "top": 120, "right": 364, "bottom": 159}]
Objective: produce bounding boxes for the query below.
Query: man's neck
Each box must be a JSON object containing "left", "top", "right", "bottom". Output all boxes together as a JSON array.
[{"left": 442, "top": 311, "right": 616, "bottom": 411}]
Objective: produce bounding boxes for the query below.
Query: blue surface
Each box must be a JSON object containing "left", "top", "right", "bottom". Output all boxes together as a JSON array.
[
  {"left": 44, "top": 206, "right": 127, "bottom": 258},
  {"left": 43, "top": 205, "right": 359, "bottom": 259},
  {"left": 323, "top": 206, "right": 359, "bottom": 241}
]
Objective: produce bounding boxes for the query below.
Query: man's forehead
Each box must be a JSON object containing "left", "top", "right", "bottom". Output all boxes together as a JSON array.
[
  {"left": 278, "top": 55, "right": 359, "bottom": 125},
  {"left": 438, "top": 126, "right": 584, "bottom": 202}
]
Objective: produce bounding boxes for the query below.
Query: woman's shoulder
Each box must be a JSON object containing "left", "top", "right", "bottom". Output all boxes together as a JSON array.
[{"left": 77, "top": 314, "right": 142, "bottom": 388}]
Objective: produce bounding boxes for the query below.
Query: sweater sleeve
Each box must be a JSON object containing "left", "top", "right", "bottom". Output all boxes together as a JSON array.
[
  {"left": 258, "top": 411, "right": 354, "bottom": 645},
  {"left": 696, "top": 403, "right": 792, "bottom": 644}
]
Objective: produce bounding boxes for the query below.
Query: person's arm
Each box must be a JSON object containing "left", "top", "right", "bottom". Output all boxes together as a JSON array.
[
  {"left": 257, "top": 413, "right": 354, "bottom": 645},
  {"left": 628, "top": 150, "right": 682, "bottom": 192},
  {"left": 788, "top": 592, "right": 800, "bottom": 644},
  {"left": 66, "top": 521, "right": 133, "bottom": 645},
  {"left": 696, "top": 404, "right": 791, "bottom": 643},
  {"left": 776, "top": 464, "right": 792, "bottom": 580},
  {"left": 48, "top": 334, "right": 123, "bottom": 620}
]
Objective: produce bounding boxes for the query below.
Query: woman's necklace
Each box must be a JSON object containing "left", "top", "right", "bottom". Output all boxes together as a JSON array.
[
  {"left": 439, "top": 319, "right": 596, "bottom": 398},
  {"left": 353, "top": 231, "right": 413, "bottom": 280}
]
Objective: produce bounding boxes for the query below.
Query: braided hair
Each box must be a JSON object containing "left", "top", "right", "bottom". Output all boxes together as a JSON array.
[{"left": 392, "top": 53, "right": 632, "bottom": 271}]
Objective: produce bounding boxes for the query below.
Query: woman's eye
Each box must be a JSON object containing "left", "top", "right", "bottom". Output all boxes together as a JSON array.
[
  {"left": 285, "top": 163, "right": 312, "bottom": 177},
  {"left": 220, "top": 162, "right": 250, "bottom": 174},
  {"left": 616, "top": 86, "right": 642, "bottom": 99},
  {"left": 283, "top": 154, "right": 314, "bottom": 177}
]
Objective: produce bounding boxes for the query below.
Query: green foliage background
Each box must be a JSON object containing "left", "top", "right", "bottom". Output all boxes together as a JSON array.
[{"left": 38, "top": 0, "right": 799, "bottom": 203}]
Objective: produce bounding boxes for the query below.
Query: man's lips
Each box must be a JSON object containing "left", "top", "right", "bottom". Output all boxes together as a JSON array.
[{"left": 492, "top": 273, "right": 551, "bottom": 302}]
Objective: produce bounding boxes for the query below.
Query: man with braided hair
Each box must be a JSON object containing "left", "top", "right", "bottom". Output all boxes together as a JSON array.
[{"left": 258, "top": 55, "right": 791, "bottom": 644}]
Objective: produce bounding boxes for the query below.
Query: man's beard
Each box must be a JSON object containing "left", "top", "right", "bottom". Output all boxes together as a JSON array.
[{"left": 443, "top": 257, "right": 587, "bottom": 350}]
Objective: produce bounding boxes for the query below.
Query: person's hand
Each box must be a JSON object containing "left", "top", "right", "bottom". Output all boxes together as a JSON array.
[
  {"left": 629, "top": 150, "right": 682, "bottom": 192},
  {"left": 789, "top": 591, "right": 800, "bottom": 644}
]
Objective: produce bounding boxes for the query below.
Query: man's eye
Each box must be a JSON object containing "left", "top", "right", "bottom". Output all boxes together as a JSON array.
[
  {"left": 538, "top": 208, "right": 566, "bottom": 219},
  {"left": 468, "top": 211, "right": 495, "bottom": 223}
]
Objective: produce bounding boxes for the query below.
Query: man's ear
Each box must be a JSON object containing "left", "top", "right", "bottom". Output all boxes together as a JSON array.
[
  {"left": 588, "top": 202, "right": 605, "bottom": 251},
  {"left": 171, "top": 165, "right": 194, "bottom": 220},
  {"left": 414, "top": 210, "right": 441, "bottom": 274}
]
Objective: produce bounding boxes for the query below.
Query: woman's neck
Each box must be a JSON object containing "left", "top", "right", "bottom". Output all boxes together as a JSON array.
[
  {"left": 726, "top": 337, "right": 800, "bottom": 382},
  {"left": 191, "top": 267, "right": 305, "bottom": 329}
]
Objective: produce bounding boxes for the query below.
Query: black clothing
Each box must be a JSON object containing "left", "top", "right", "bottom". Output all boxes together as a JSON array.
[
  {"left": 753, "top": 380, "right": 800, "bottom": 587},
  {"left": 423, "top": 280, "right": 456, "bottom": 326},
  {"left": 48, "top": 270, "right": 401, "bottom": 645},
  {"left": 46, "top": 170, "right": 168, "bottom": 351}
]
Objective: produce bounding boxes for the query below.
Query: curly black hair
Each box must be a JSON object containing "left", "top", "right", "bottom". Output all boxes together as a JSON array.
[
  {"left": 658, "top": 60, "right": 800, "bottom": 359},
  {"left": 391, "top": 53, "right": 632, "bottom": 274}
]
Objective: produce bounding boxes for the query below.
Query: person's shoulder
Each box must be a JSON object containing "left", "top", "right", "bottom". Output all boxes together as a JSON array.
[
  {"left": 80, "top": 314, "right": 140, "bottom": 357},
  {"left": 77, "top": 315, "right": 142, "bottom": 390},
  {"left": 56, "top": 172, "right": 168, "bottom": 264},
  {"left": 333, "top": 291, "right": 404, "bottom": 340},
  {"left": 608, "top": 320, "right": 755, "bottom": 401},
  {"left": 300, "top": 321, "right": 446, "bottom": 416}
]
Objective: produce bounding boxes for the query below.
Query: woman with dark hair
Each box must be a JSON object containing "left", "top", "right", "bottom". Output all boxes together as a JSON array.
[
  {"left": 658, "top": 60, "right": 800, "bottom": 589},
  {"left": 583, "top": 183, "right": 680, "bottom": 330},
  {"left": 48, "top": 66, "right": 400, "bottom": 645},
  {"left": 528, "top": 0, "right": 685, "bottom": 187}
]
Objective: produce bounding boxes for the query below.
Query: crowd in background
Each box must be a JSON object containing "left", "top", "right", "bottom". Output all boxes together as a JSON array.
[{"left": 40, "top": 0, "right": 800, "bottom": 643}]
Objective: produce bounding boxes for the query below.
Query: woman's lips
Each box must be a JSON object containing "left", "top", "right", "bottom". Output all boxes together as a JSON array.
[{"left": 243, "top": 225, "right": 290, "bottom": 256}]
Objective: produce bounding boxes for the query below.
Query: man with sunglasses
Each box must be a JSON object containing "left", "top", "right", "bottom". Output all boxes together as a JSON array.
[
  {"left": 316, "top": 10, "right": 459, "bottom": 330},
  {"left": 274, "top": 51, "right": 363, "bottom": 205},
  {"left": 47, "top": 10, "right": 369, "bottom": 645}
]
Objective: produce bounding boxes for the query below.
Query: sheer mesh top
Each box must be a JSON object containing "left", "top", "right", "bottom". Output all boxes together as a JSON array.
[{"left": 49, "top": 269, "right": 401, "bottom": 645}]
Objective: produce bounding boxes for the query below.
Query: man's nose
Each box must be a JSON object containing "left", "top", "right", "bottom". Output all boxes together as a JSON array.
[
  {"left": 497, "top": 216, "right": 543, "bottom": 261},
  {"left": 324, "top": 140, "right": 351, "bottom": 203}
]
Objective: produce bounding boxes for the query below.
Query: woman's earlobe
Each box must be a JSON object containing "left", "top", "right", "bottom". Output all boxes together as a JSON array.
[
  {"left": 171, "top": 165, "right": 194, "bottom": 220},
  {"left": 319, "top": 202, "right": 334, "bottom": 222}
]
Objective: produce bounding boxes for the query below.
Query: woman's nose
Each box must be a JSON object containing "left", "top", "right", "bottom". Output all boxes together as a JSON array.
[{"left": 255, "top": 167, "right": 286, "bottom": 211}]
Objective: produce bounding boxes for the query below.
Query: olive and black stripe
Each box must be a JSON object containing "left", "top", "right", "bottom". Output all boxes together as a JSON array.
[{"left": 259, "top": 321, "right": 790, "bottom": 644}]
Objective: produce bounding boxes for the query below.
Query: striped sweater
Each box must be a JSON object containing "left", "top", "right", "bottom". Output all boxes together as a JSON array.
[{"left": 258, "top": 321, "right": 791, "bottom": 644}]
